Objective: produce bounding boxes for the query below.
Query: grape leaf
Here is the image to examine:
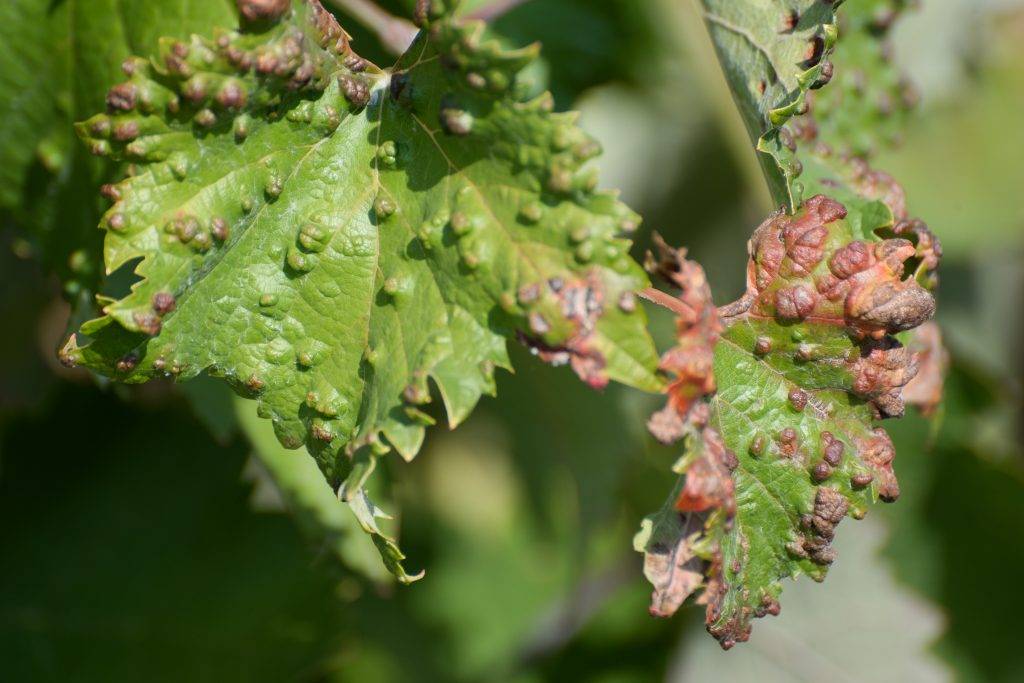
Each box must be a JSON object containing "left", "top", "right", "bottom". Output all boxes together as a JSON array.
[
  {"left": 671, "top": 517, "right": 951, "bottom": 682},
  {"left": 0, "top": 0, "right": 238, "bottom": 300},
  {"left": 60, "top": 0, "right": 661, "bottom": 578},
  {"left": 698, "top": 0, "right": 841, "bottom": 209},
  {"left": 636, "top": 193, "right": 938, "bottom": 648}
]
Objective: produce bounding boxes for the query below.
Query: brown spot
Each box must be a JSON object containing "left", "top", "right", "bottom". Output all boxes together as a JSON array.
[
  {"left": 846, "top": 277, "right": 935, "bottom": 338},
  {"left": 339, "top": 75, "right": 370, "bottom": 108},
  {"left": 829, "top": 241, "right": 872, "bottom": 279},
  {"left": 822, "top": 434, "right": 844, "bottom": 466},
  {"left": 133, "top": 311, "right": 162, "bottom": 336},
  {"left": 113, "top": 120, "right": 140, "bottom": 142},
  {"left": 311, "top": 422, "right": 334, "bottom": 442},
  {"left": 856, "top": 428, "right": 899, "bottom": 501},
  {"left": 100, "top": 184, "right": 121, "bottom": 202},
  {"left": 811, "top": 461, "right": 832, "bottom": 482},
  {"left": 211, "top": 217, "right": 230, "bottom": 241},
  {"left": 851, "top": 339, "right": 919, "bottom": 417},
  {"left": 775, "top": 285, "right": 817, "bottom": 320},
  {"left": 217, "top": 81, "right": 247, "bottom": 109},
  {"left": 788, "top": 388, "right": 808, "bottom": 411},
  {"left": 851, "top": 472, "right": 874, "bottom": 489},
  {"left": 520, "top": 274, "right": 610, "bottom": 389},
  {"left": 754, "top": 337, "right": 772, "bottom": 355},
  {"left": 236, "top": 0, "right": 290, "bottom": 23},
  {"left": 780, "top": 9, "right": 799, "bottom": 32},
  {"left": 804, "top": 35, "right": 825, "bottom": 66},
  {"left": 152, "top": 292, "right": 176, "bottom": 316},
  {"left": 106, "top": 83, "right": 137, "bottom": 112}
]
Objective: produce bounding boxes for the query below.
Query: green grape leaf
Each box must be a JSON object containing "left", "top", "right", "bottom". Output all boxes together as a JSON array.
[
  {"left": 0, "top": 0, "right": 238, "bottom": 300},
  {"left": 792, "top": 0, "right": 917, "bottom": 158},
  {"left": 636, "top": 193, "right": 938, "bottom": 649},
  {"left": 234, "top": 393, "right": 401, "bottom": 584},
  {"left": 698, "top": 0, "right": 841, "bottom": 209},
  {"left": 61, "top": 0, "right": 661, "bottom": 578}
]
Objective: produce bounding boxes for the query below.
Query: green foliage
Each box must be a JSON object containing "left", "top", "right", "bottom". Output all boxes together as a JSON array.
[
  {"left": 698, "top": 0, "right": 840, "bottom": 209},
  {"left": 3, "top": 0, "right": 1021, "bottom": 675},
  {"left": 636, "top": 0, "right": 943, "bottom": 649},
  {"left": 61, "top": 0, "right": 659, "bottom": 578},
  {"left": 0, "top": 0, "right": 238, "bottom": 299}
]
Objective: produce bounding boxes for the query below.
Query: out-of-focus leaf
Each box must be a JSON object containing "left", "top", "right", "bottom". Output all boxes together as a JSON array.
[
  {"left": 803, "top": 0, "right": 918, "bottom": 157},
  {"left": 875, "top": 14, "right": 1024, "bottom": 256},
  {"left": 884, "top": 365, "right": 1024, "bottom": 681},
  {"left": 235, "top": 394, "right": 396, "bottom": 583},
  {"left": 0, "top": 384, "right": 349, "bottom": 682}
]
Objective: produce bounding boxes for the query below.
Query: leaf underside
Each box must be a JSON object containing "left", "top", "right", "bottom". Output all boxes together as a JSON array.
[
  {"left": 699, "top": 0, "right": 840, "bottom": 209},
  {"left": 63, "top": 0, "right": 661, "bottom": 580}
]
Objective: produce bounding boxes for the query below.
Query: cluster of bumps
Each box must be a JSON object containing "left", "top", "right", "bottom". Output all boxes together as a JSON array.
[
  {"left": 643, "top": 189, "right": 940, "bottom": 647},
  {"left": 64, "top": 0, "right": 654, "bottom": 473}
]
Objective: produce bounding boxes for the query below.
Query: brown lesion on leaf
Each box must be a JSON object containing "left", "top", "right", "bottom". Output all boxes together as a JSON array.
[
  {"left": 644, "top": 514, "right": 707, "bottom": 618},
  {"left": 902, "top": 321, "right": 948, "bottom": 416},
  {"left": 640, "top": 184, "right": 943, "bottom": 648},
  {"left": 638, "top": 237, "right": 759, "bottom": 646},
  {"left": 642, "top": 425, "right": 738, "bottom": 625},
  {"left": 851, "top": 337, "right": 919, "bottom": 418},
  {"left": 787, "top": 486, "right": 849, "bottom": 566},
  {"left": 855, "top": 427, "right": 900, "bottom": 501},
  {"left": 642, "top": 235, "right": 722, "bottom": 445},
  {"left": 730, "top": 193, "right": 936, "bottom": 340},
  {"left": 517, "top": 272, "right": 611, "bottom": 390},
  {"left": 237, "top": 0, "right": 291, "bottom": 24}
]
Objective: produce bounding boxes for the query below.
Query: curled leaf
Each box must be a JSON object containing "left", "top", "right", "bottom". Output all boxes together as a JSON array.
[{"left": 637, "top": 193, "right": 939, "bottom": 648}]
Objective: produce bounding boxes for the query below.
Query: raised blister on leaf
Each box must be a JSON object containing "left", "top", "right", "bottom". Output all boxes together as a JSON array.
[
  {"left": 63, "top": 0, "right": 661, "bottom": 581},
  {"left": 638, "top": 192, "right": 939, "bottom": 649}
]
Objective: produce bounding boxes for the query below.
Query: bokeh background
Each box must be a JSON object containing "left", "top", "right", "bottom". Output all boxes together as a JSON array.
[{"left": 1, "top": 0, "right": 1022, "bottom": 680}]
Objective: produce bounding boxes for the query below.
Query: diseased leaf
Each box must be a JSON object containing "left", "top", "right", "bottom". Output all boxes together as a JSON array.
[
  {"left": 670, "top": 517, "right": 952, "bottom": 682},
  {"left": 637, "top": 193, "right": 938, "bottom": 648},
  {"left": 60, "top": 0, "right": 661, "bottom": 578},
  {"left": 698, "top": 0, "right": 841, "bottom": 209},
  {"left": 0, "top": 0, "right": 238, "bottom": 300}
]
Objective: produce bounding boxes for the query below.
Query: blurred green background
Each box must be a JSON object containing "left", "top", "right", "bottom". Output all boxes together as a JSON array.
[{"left": 1, "top": 0, "right": 1022, "bottom": 681}]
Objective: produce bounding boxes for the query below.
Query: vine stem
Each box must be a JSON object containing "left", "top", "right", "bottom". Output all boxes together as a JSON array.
[{"left": 325, "top": 0, "right": 535, "bottom": 56}]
